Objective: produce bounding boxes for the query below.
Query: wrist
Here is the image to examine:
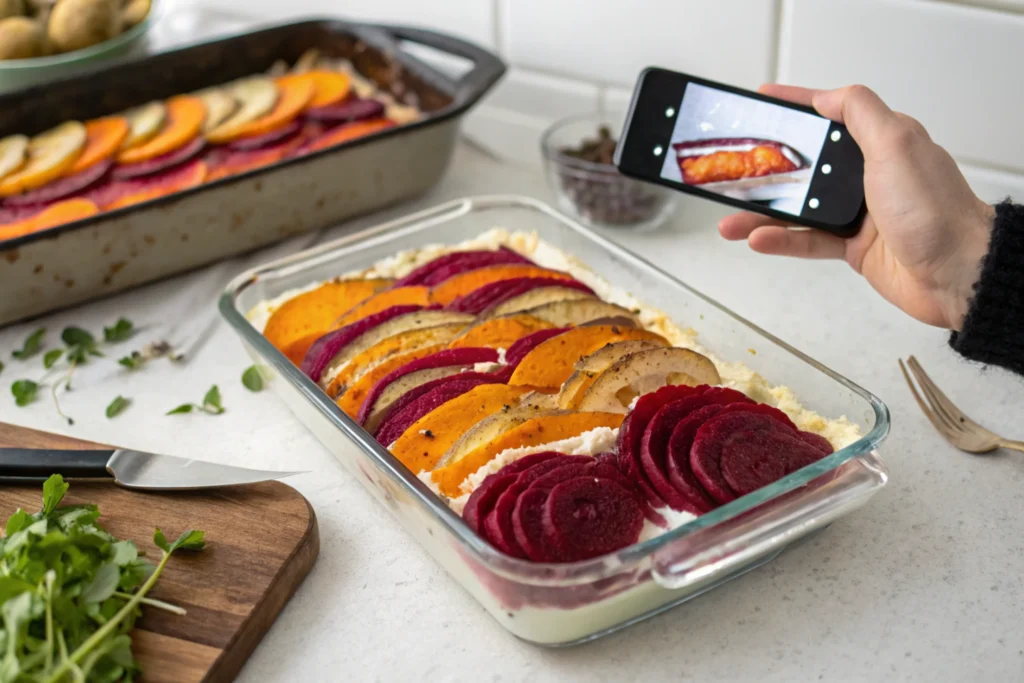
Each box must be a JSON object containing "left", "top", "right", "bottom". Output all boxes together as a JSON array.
[{"left": 943, "top": 200, "right": 995, "bottom": 331}]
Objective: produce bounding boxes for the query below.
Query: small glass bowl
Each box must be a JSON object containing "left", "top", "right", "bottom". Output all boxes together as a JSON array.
[{"left": 541, "top": 114, "right": 676, "bottom": 230}]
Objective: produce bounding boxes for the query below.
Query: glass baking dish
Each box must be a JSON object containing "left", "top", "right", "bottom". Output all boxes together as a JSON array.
[{"left": 219, "top": 194, "right": 889, "bottom": 646}]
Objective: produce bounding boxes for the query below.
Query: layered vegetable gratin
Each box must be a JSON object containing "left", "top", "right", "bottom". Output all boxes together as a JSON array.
[
  {"left": 0, "top": 49, "right": 419, "bottom": 242},
  {"left": 250, "top": 230, "right": 861, "bottom": 564}
]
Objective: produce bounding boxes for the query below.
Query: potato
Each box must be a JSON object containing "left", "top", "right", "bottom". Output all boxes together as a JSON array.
[
  {"left": 0, "top": 17, "right": 44, "bottom": 59},
  {"left": 47, "top": 0, "right": 120, "bottom": 53},
  {"left": 0, "top": 0, "right": 24, "bottom": 19},
  {"left": 120, "top": 0, "right": 147, "bottom": 30}
]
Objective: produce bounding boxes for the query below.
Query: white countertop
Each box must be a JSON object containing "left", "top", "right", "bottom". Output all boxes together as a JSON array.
[{"left": 1, "top": 143, "right": 1022, "bottom": 682}]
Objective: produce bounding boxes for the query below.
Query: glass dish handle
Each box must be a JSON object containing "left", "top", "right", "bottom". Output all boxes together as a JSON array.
[{"left": 650, "top": 453, "right": 886, "bottom": 591}]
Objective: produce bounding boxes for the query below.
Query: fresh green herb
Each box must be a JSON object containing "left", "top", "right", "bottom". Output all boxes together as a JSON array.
[
  {"left": 241, "top": 366, "right": 263, "bottom": 392},
  {"left": 12, "top": 327, "right": 45, "bottom": 359},
  {"left": 105, "top": 396, "right": 130, "bottom": 419},
  {"left": 0, "top": 475, "right": 203, "bottom": 682},
  {"left": 0, "top": 359, "right": 4, "bottom": 375},
  {"left": 103, "top": 318, "right": 134, "bottom": 343},
  {"left": 11, "top": 379, "right": 38, "bottom": 406},
  {"left": 166, "top": 385, "right": 225, "bottom": 416},
  {"left": 60, "top": 326, "right": 95, "bottom": 348},
  {"left": 118, "top": 351, "right": 144, "bottom": 370},
  {"left": 43, "top": 348, "right": 63, "bottom": 369},
  {"left": 166, "top": 404, "right": 193, "bottom": 415}
]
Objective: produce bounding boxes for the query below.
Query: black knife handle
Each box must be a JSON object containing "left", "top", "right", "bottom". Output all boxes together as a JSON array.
[{"left": 0, "top": 448, "right": 114, "bottom": 480}]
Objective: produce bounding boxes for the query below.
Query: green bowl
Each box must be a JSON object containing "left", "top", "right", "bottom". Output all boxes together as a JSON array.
[{"left": 0, "top": 5, "right": 157, "bottom": 94}]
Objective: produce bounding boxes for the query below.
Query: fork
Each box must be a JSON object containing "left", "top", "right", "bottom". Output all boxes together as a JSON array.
[{"left": 899, "top": 355, "right": 1024, "bottom": 454}]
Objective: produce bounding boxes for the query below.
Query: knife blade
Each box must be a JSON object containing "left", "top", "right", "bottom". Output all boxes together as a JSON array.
[{"left": 0, "top": 447, "right": 304, "bottom": 490}]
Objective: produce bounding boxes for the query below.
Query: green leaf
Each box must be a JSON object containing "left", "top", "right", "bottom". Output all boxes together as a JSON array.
[
  {"left": 42, "top": 475, "right": 69, "bottom": 516},
  {"left": 4, "top": 509, "right": 29, "bottom": 536},
  {"left": 103, "top": 318, "right": 134, "bottom": 343},
  {"left": 118, "top": 352, "right": 144, "bottom": 370},
  {"left": 202, "top": 385, "right": 224, "bottom": 413},
  {"left": 169, "top": 529, "right": 205, "bottom": 553},
  {"left": 11, "top": 327, "right": 45, "bottom": 359},
  {"left": 11, "top": 379, "right": 38, "bottom": 407},
  {"left": 61, "top": 326, "right": 95, "bottom": 348},
  {"left": 80, "top": 562, "right": 120, "bottom": 603},
  {"left": 166, "top": 403, "right": 193, "bottom": 415},
  {"left": 43, "top": 348, "right": 63, "bottom": 369},
  {"left": 241, "top": 366, "right": 264, "bottom": 392},
  {"left": 153, "top": 528, "right": 169, "bottom": 553},
  {"left": 105, "top": 396, "right": 130, "bottom": 419},
  {"left": 110, "top": 541, "right": 138, "bottom": 566}
]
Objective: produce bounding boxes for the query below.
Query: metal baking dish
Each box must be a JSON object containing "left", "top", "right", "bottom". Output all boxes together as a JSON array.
[
  {"left": 0, "top": 18, "right": 504, "bottom": 326},
  {"left": 220, "top": 195, "right": 890, "bottom": 646}
]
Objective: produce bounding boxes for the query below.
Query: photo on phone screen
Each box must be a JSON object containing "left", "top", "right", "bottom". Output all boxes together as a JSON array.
[{"left": 660, "top": 82, "right": 831, "bottom": 217}]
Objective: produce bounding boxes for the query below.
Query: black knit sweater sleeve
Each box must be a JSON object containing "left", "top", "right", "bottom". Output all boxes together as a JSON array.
[{"left": 949, "top": 200, "right": 1024, "bottom": 375}]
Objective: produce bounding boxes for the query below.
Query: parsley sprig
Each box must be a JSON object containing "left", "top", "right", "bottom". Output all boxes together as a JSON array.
[{"left": 167, "top": 385, "right": 225, "bottom": 416}]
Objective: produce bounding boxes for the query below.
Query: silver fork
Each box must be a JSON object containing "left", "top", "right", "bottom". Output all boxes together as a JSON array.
[{"left": 899, "top": 355, "right": 1024, "bottom": 454}]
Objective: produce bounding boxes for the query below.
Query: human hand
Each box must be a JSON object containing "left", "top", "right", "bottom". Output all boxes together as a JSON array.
[{"left": 718, "top": 84, "right": 994, "bottom": 331}]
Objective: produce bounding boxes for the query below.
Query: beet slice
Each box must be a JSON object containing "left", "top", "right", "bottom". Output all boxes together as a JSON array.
[
  {"left": 355, "top": 347, "right": 499, "bottom": 425},
  {"left": 304, "top": 97, "right": 386, "bottom": 123},
  {"left": 4, "top": 158, "right": 113, "bottom": 207},
  {"left": 714, "top": 401, "right": 799, "bottom": 432},
  {"left": 300, "top": 304, "right": 425, "bottom": 382},
  {"left": 448, "top": 277, "right": 594, "bottom": 315},
  {"left": 798, "top": 431, "right": 834, "bottom": 454},
  {"left": 84, "top": 158, "right": 204, "bottom": 209},
  {"left": 0, "top": 203, "right": 42, "bottom": 225},
  {"left": 226, "top": 120, "right": 303, "bottom": 152},
  {"left": 691, "top": 411, "right": 786, "bottom": 504},
  {"left": 498, "top": 451, "right": 565, "bottom": 477},
  {"left": 640, "top": 396, "right": 719, "bottom": 514},
  {"left": 666, "top": 404, "right": 725, "bottom": 510},
  {"left": 392, "top": 247, "right": 534, "bottom": 288},
  {"left": 463, "top": 472, "right": 519, "bottom": 534},
  {"left": 111, "top": 137, "right": 206, "bottom": 180},
  {"left": 698, "top": 386, "right": 756, "bottom": 406},
  {"left": 541, "top": 478, "right": 644, "bottom": 562},
  {"left": 373, "top": 373, "right": 502, "bottom": 445},
  {"left": 720, "top": 428, "right": 828, "bottom": 496},
  {"left": 503, "top": 327, "right": 570, "bottom": 369}
]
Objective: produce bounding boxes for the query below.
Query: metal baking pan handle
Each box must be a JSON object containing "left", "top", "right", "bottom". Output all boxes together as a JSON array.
[
  {"left": 650, "top": 452, "right": 887, "bottom": 590},
  {"left": 375, "top": 24, "right": 506, "bottom": 103}
]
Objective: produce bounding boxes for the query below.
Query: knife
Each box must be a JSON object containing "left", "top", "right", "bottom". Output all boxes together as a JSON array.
[{"left": 0, "top": 447, "right": 304, "bottom": 490}]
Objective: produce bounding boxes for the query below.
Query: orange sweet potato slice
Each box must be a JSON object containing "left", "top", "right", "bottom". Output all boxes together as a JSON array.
[
  {"left": 117, "top": 96, "right": 206, "bottom": 165},
  {"left": 508, "top": 325, "right": 668, "bottom": 393},
  {"left": 429, "top": 265, "right": 576, "bottom": 306},
  {"left": 331, "top": 286, "right": 432, "bottom": 329},
  {"left": 104, "top": 160, "right": 207, "bottom": 211},
  {"left": 263, "top": 278, "right": 394, "bottom": 364},
  {"left": 70, "top": 117, "right": 129, "bottom": 174},
  {"left": 0, "top": 198, "right": 99, "bottom": 242},
  {"left": 207, "top": 74, "right": 315, "bottom": 144},
  {"left": 447, "top": 314, "right": 554, "bottom": 351},
  {"left": 306, "top": 70, "right": 352, "bottom": 108},
  {"left": 336, "top": 345, "right": 445, "bottom": 418},
  {"left": 301, "top": 118, "right": 396, "bottom": 154},
  {"left": 389, "top": 384, "right": 531, "bottom": 473},
  {"left": 430, "top": 411, "right": 625, "bottom": 496},
  {"left": 324, "top": 323, "right": 465, "bottom": 398}
]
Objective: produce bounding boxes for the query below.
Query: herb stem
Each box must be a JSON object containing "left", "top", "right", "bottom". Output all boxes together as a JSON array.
[
  {"left": 51, "top": 360, "right": 77, "bottom": 426},
  {"left": 44, "top": 571, "right": 55, "bottom": 671},
  {"left": 111, "top": 591, "right": 186, "bottom": 616}
]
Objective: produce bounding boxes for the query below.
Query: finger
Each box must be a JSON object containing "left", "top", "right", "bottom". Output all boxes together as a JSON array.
[
  {"left": 811, "top": 85, "right": 900, "bottom": 157},
  {"left": 756, "top": 84, "right": 821, "bottom": 107},
  {"left": 718, "top": 212, "right": 792, "bottom": 241},
  {"left": 747, "top": 225, "right": 847, "bottom": 260}
]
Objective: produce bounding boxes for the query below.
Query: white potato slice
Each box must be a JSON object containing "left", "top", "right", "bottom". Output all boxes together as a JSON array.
[
  {"left": 0, "top": 122, "right": 86, "bottom": 196},
  {"left": 119, "top": 101, "right": 166, "bottom": 150},
  {"left": 0, "top": 135, "right": 29, "bottom": 181},
  {"left": 194, "top": 88, "right": 239, "bottom": 133},
  {"left": 362, "top": 366, "right": 469, "bottom": 433},
  {"left": 557, "top": 339, "right": 666, "bottom": 409},
  {"left": 205, "top": 77, "right": 279, "bottom": 141},
  {"left": 575, "top": 347, "right": 720, "bottom": 413},
  {"left": 434, "top": 402, "right": 569, "bottom": 470},
  {"left": 483, "top": 286, "right": 595, "bottom": 318},
  {"left": 522, "top": 299, "right": 640, "bottom": 327}
]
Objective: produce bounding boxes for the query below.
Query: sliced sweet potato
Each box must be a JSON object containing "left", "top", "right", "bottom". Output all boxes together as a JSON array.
[
  {"left": 204, "top": 123, "right": 313, "bottom": 182},
  {"left": 508, "top": 325, "right": 669, "bottom": 393},
  {"left": 0, "top": 122, "right": 87, "bottom": 197},
  {"left": 0, "top": 198, "right": 98, "bottom": 242},
  {"left": 70, "top": 117, "right": 129, "bottom": 174},
  {"left": 117, "top": 96, "right": 206, "bottom": 165},
  {"left": 373, "top": 373, "right": 502, "bottom": 446},
  {"left": 485, "top": 286, "right": 595, "bottom": 318},
  {"left": 390, "top": 384, "right": 531, "bottom": 474},
  {"left": 305, "top": 70, "right": 352, "bottom": 108},
  {"left": 557, "top": 339, "right": 668, "bottom": 410},
  {"left": 332, "top": 286, "right": 432, "bottom": 329},
  {"left": 430, "top": 265, "right": 576, "bottom": 306},
  {"left": 263, "top": 278, "right": 394, "bottom": 364},
  {"left": 434, "top": 403, "right": 569, "bottom": 470},
  {"left": 576, "top": 347, "right": 721, "bottom": 413},
  {"left": 4, "top": 158, "right": 113, "bottom": 208},
  {"left": 336, "top": 345, "right": 446, "bottom": 419},
  {"left": 207, "top": 74, "right": 315, "bottom": 145},
  {"left": 447, "top": 314, "right": 553, "bottom": 351},
  {"left": 112, "top": 137, "right": 206, "bottom": 180},
  {"left": 521, "top": 299, "right": 640, "bottom": 328},
  {"left": 298, "top": 118, "right": 396, "bottom": 154},
  {"left": 430, "top": 412, "right": 625, "bottom": 497},
  {"left": 103, "top": 159, "right": 207, "bottom": 211},
  {"left": 324, "top": 322, "right": 466, "bottom": 398}
]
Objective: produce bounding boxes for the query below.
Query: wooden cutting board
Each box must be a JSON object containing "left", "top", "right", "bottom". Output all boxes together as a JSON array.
[{"left": 0, "top": 422, "right": 319, "bottom": 683}]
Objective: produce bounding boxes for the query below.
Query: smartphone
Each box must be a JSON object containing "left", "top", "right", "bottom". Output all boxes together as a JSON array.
[{"left": 614, "top": 68, "right": 866, "bottom": 236}]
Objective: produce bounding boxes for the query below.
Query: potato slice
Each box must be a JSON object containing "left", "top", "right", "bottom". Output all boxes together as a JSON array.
[
  {"left": 522, "top": 299, "right": 639, "bottom": 327},
  {"left": 194, "top": 87, "right": 239, "bottom": 133},
  {"left": 363, "top": 366, "right": 470, "bottom": 433},
  {"left": 0, "top": 122, "right": 86, "bottom": 197},
  {"left": 483, "top": 286, "right": 595, "bottom": 318},
  {"left": 205, "top": 77, "right": 279, "bottom": 140},
  {"left": 0, "top": 135, "right": 28, "bottom": 181},
  {"left": 434, "top": 403, "right": 569, "bottom": 470},
  {"left": 557, "top": 339, "right": 667, "bottom": 410},
  {"left": 119, "top": 101, "right": 166, "bottom": 150},
  {"left": 575, "top": 347, "right": 721, "bottom": 413}
]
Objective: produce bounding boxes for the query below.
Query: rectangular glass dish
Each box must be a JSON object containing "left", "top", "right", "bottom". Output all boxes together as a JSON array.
[{"left": 219, "top": 195, "right": 889, "bottom": 646}]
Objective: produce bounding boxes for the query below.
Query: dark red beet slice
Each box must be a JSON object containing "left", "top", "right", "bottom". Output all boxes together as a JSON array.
[
  {"left": 4, "top": 158, "right": 113, "bottom": 207},
  {"left": 300, "top": 304, "right": 426, "bottom": 382},
  {"left": 541, "top": 478, "right": 644, "bottom": 562},
  {"left": 463, "top": 472, "right": 518, "bottom": 534},
  {"left": 84, "top": 158, "right": 205, "bottom": 209},
  {"left": 373, "top": 373, "right": 501, "bottom": 445},
  {"left": 448, "top": 277, "right": 594, "bottom": 315},
  {"left": 503, "top": 327, "right": 570, "bottom": 369},
  {"left": 666, "top": 404, "right": 725, "bottom": 510},
  {"left": 356, "top": 347, "right": 499, "bottom": 425},
  {"left": 640, "top": 396, "right": 720, "bottom": 514},
  {"left": 690, "top": 411, "right": 785, "bottom": 504},
  {"left": 111, "top": 137, "right": 206, "bottom": 180},
  {"left": 511, "top": 487, "right": 554, "bottom": 561},
  {"left": 798, "top": 431, "right": 834, "bottom": 454},
  {"left": 698, "top": 386, "right": 756, "bottom": 406},
  {"left": 714, "top": 401, "right": 799, "bottom": 432},
  {"left": 498, "top": 451, "right": 565, "bottom": 477},
  {"left": 304, "top": 97, "right": 386, "bottom": 123},
  {"left": 719, "top": 428, "right": 828, "bottom": 496},
  {"left": 0, "top": 203, "right": 46, "bottom": 225},
  {"left": 392, "top": 247, "right": 534, "bottom": 288},
  {"left": 226, "top": 120, "right": 303, "bottom": 152}
]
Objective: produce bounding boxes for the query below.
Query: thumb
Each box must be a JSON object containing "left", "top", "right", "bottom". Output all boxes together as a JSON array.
[{"left": 812, "top": 85, "right": 899, "bottom": 161}]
